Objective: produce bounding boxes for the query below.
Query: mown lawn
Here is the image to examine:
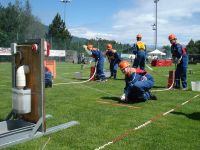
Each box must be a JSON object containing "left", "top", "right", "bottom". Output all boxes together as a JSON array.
[{"left": 0, "top": 62, "right": 200, "bottom": 150}]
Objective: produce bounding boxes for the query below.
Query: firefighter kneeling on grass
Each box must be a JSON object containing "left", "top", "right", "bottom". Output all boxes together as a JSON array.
[{"left": 119, "top": 61, "right": 157, "bottom": 102}]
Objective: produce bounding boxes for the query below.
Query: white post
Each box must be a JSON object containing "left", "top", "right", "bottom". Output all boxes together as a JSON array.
[{"left": 154, "top": 0, "right": 159, "bottom": 50}]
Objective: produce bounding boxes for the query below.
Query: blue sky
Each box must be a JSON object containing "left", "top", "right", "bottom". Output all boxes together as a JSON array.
[{"left": 1, "top": 0, "right": 200, "bottom": 46}]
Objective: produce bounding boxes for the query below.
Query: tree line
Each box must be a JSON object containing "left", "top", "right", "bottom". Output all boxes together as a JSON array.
[
  {"left": 186, "top": 39, "right": 200, "bottom": 54},
  {"left": 0, "top": 0, "right": 199, "bottom": 55},
  {"left": 0, "top": 0, "right": 45, "bottom": 47},
  {"left": 0, "top": 0, "right": 131, "bottom": 53}
]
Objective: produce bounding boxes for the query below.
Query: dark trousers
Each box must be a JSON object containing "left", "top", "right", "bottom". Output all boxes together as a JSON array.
[
  {"left": 133, "top": 52, "right": 146, "bottom": 70},
  {"left": 110, "top": 61, "right": 118, "bottom": 78}
]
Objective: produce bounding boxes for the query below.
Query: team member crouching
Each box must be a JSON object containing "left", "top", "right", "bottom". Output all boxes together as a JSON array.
[{"left": 119, "top": 61, "right": 156, "bottom": 102}]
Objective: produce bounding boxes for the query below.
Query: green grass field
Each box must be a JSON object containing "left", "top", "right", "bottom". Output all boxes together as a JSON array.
[{"left": 0, "top": 62, "right": 200, "bottom": 150}]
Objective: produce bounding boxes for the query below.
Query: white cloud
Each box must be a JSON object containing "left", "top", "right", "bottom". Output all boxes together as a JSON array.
[
  {"left": 70, "top": 0, "right": 200, "bottom": 46},
  {"left": 69, "top": 27, "right": 114, "bottom": 40}
]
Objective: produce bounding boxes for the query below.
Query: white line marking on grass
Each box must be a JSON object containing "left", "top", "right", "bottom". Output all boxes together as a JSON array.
[
  {"left": 181, "top": 100, "right": 189, "bottom": 105},
  {"left": 193, "top": 95, "right": 199, "bottom": 98},
  {"left": 134, "top": 120, "right": 152, "bottom": 130},
  {"left": 163, "top": 109, "right": 174, "bottom": 116},
  {"left": 94, "top": 142, "right": 113, "bottom": 150},
  {"left": 94, "top": 94, "right": 199, "bottom": 150},
  {"left": 81, "top": 84, "right": 116, "bottom": 97},
  {"left": 96, "top": 101, "right": 141, "bottom": 109}
]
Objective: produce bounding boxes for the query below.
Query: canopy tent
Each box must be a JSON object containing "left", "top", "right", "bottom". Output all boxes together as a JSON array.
[{"left": 148, "top": 49, "right": 166, "bottom": 56}]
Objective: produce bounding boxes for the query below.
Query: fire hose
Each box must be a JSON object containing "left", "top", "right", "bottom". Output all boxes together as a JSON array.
[
  {"left": 53, "top": 62, "right": 97, "bottom": 86},
  {"left": 145, "top": 64, "right": 175, "bottom": 92}
]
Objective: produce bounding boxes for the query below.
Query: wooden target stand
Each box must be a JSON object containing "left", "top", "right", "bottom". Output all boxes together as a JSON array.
[{"left": 0, "top": 39, "right": 79, "bottom": 148}]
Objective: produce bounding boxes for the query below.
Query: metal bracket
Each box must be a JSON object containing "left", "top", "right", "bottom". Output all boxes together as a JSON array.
[{"left": 29, "top": 117, "right": 43, "bottom": 137}]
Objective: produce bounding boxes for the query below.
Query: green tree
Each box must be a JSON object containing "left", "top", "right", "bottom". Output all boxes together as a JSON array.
[
  {"left": 0, "top": 0, "right": 45, "bottom": 47},
  {"left": 0, "top": 2, "right": 19, "bottom": 46},
  {"left": 162, "top": 45, "right": 171, "bottom": 58},
  {"left": 47, "top": 13, "right": 72, "bottom": 50},
  {"left": 186, "top": 39, "right": 196, "bottom": 54},
  {"left": 194, "top": 40, "right": 200, "bottom": 54},
  {"left": 17, "top": 0, "right": 45, "bottom": 40}
]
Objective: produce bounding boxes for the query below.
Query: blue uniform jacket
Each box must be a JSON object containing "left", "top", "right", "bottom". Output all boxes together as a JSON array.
[
  {"left": 105, "top": 50, "right": 121, "bottom": 64},
  {"left": 132, "top": 41, "right": 146, "bottom": 56},
  {"left": 91, "top": 49, "right": 104, "bottom": 62},
  {"left": 124, "top": 69, "right": 147, "bottom": 92},
  {"left": 171, "top": 43, "right": 188, "bottom": 67}
]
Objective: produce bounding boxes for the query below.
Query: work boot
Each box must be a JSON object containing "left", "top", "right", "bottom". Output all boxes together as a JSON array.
[
  {"left": 113, "top": 75, "right": 117, "bottom": 80},
  {"left": 108, "top": 75, "right": 113, "bottom": 79},
  {"left": 97, "top": 78, "right": 107, "bottom": 82},
  {"left": 101, "top": 79, "right": 107, "bottom": 82},
  {"left": 149, "top": 92, "right": 157, "bottom": 100},
  {"left": 182, "top": 88, "right": 188, "bottom": 91}
]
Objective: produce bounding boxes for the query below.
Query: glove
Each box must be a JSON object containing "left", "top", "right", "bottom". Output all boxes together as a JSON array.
[
  {"left": 172, "top": 57, "right": 178, "bottom": 64},
  {"left": 140, "top": 76, "right": 147, "bottom": 81},
  {"left": 120, "top": 93, "right": 126, "bottom": 101},
  {"left": 177, "top": 56, "right": 182, "bottom": 64},
  {"left": 83, "top": 45, "right": 92, "bottom": 55},
  {"left": 83, "top": 45, "right": 87, "bottom": 50}
]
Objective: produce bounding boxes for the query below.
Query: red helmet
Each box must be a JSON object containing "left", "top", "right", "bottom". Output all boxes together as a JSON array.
[
  {"left": 119, "top": 61, "right": 130, "bottom": 70},
  {"left": 168, "top": 34, "right": 176, "bottom": 40},
  {"left": 106, "top": 43, "right": 112, "bottom": 49},
  {"left": 136, "top": 34, "right": 142, "bottom": 38}
]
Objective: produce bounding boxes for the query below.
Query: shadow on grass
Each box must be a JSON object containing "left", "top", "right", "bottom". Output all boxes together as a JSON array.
[
  {"left": 111, "top": 78, "right": 124, "bottom": 81},
  {"left": 171, "top": 112, "right": 200, "bottom": 121},
  {"left": 122, "top": 100, "right": 145, "bottom": 104},
  {"left": 0, "top": 118, "right": 4, "bottom": 122},
  {"left": 100, "top": 96, "right": 144, "bottom": 104},
  {"left": 101, "top": 96, "right": 120, "bottom": 102}
]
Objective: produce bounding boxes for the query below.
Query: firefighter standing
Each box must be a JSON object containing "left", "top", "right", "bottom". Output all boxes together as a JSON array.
[
  {"left": 168, "top": 34, "right": 188, "bottom": 90},
  {"left": 119, "top": 61, "right": 156, "bottom": 102},
  {"left": 83, "top": 44, "right": 107, "bottom": 81},
  {"left": 132, "top": 34, "right": 146, "bottom": 70},
  {"left": 105, "top": 43, "right": 121, "bottom": 79}
]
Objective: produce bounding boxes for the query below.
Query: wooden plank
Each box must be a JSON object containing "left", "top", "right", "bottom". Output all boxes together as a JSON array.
[{"left": 14, "top": 44, "right": 42, "bottom": 123}]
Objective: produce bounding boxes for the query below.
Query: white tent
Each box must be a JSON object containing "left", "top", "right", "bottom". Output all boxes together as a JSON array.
[{"left": 148, "top": 49, "right": 166, "bottom": 56}]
